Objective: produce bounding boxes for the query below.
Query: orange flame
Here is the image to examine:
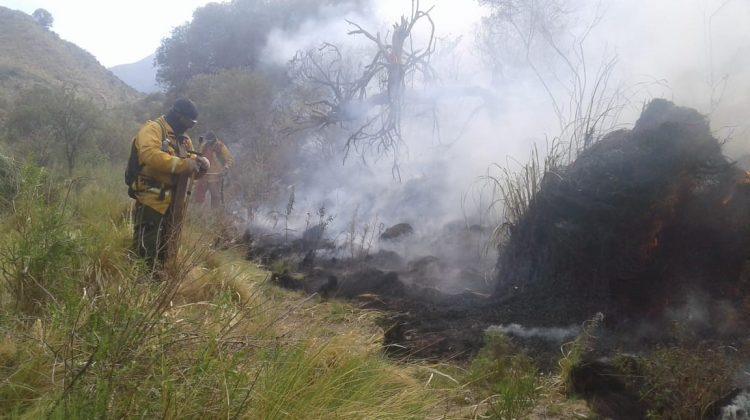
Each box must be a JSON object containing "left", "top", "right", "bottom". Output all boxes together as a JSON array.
[{"left": 641, "top": 188, "right": 681, "bottom": 258}]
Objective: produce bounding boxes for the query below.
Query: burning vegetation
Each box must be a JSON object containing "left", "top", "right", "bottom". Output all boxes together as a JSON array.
[
  {"left": 494, "top": 98, "right": 750, "bottom": 330},
  {"left": 6, "top": 0, "right": 750, "bottom": 417},
  {"left": 246, "top": 99, "right": 750, "bottom": 418},
  {"left": 252, "top": 99, "right": 750, "bottom": 347}
]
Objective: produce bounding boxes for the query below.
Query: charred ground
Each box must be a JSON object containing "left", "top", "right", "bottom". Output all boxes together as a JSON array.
[
  {"left": 246, "top": 100, "right": 750, "bottom": 355},
  {"left": 243, "top": 99, "right": 750, "bottom": 417}
]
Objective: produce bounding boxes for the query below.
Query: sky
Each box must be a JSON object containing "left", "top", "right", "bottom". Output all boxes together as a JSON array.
[
  {"left": 2, "top": 0, "right": 748, "bottom": 164},
  {"left": 1, "top": 0, "right": 747, "bottom": 142},
  {"left": 0, "top": 0, "right": 222, "bottom": 67},
  {"left": 0, "top": 0, "right": 486, "bottom": 67}
]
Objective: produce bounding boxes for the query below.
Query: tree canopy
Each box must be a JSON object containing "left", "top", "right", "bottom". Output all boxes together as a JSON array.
[
  {"left": 5, "top": 86, "right": 103, "bottom": 175},
  {"left": 31, "top": 8, "right": 53, "bottom": 30},
  {"left": 155, "top": 0, "right": 366, "bottom": 91}
]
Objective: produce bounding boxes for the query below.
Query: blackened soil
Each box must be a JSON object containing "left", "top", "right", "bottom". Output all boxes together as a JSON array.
[
  {"left": 252, "top": 243, "right": 571, "bottom": 363},
  {"left": 374, "top": 293, "right": 491, "bottom": 361},
  {"left": 302, "top": 258, "right": 501, "bottom": 361}
]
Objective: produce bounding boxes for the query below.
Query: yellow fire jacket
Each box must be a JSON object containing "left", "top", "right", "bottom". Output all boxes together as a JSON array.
[
  {"left": 199, "top": 139, "right": 234, "bottom": 183},
  {"left": 133, "top": 117, "right": 200, "bottom": 214}
]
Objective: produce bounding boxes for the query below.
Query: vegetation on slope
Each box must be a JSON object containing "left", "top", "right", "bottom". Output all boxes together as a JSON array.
[
  {"left": 0, "top": 162, "right": 441, "bottom": 419},
  {"left": 0, "top": 1, "right": 742, "bottom": 417},
  {"left": 0, "top": 146, "right": 594, "bottom": 419},
  {"left": 0, "top": 6, "right": 141, "bottom": 120}
]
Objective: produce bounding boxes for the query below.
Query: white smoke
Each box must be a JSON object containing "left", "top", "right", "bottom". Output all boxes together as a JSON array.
[
  {"left": 243, "top": 0, "right": 750, "bottom": 293},
  {"left": 487, "top": 323, "right": 581, "bottom": 343},
  {"left": 261, "top": 2, "right": 372, "bottom": 67},
  {"left": 720, "top": 388, "right": 750, "bottom": 420},
  {"left": 661, "top": 289, "right": 745, "bottom": 336}
]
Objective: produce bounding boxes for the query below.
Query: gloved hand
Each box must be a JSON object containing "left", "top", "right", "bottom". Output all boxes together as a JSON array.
[
  {"left": 186, "top": 159, "right": 201, "bottom": 175},
  {"left": 197, "top": 156, "right": 210, "bottom": 172},
  {"left": 185, "top": 157, "right": 210, "bottom": 175}
]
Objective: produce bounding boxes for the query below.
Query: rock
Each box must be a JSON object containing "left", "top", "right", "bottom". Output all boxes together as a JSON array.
[{"left": 380, "top": 223, "right": 414, "bottom": 241}]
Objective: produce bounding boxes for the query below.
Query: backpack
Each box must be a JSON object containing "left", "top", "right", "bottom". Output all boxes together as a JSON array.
[
  {"left": 124, "top": 138, "right": 141, "bottom": 199},
  {"left": 125, "top": 121, "right": 167, "bottom": 199}
]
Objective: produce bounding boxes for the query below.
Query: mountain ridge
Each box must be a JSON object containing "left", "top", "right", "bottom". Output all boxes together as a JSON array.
[
  {"left": 0, "top": 6, "right": 142, "bottom": 117},
  {"left": 109, "top": 53, "right": 160, "bottom": 94}
]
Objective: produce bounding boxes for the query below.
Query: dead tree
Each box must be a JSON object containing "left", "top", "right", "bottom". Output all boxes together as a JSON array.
[
  {"left": 288, "top": 0, "right": 437, "bottom": 174},
  {"left": 479, "top": 0, "right": 625, "bottom": 156}
]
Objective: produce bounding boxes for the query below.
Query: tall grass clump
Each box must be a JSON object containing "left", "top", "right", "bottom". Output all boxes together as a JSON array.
[
  {"left": 483, "top": 141, "right": 566, "bottom": 248},
  {"left": 39, "top": 279, "right": 261, "bottom": 419},
  {"left": 0, "top": 164, "right": 441, "bottom": 419},
  {"left": 612, "top": 345, "right": 739, "bottom": 419},
  {"left": 250, "top": 336, "right": 434, "bottom": 419},
  {"left": 478, "top": 45, "right": 625, "bottom": 251},
  {"left": 0, "top": 152, "right": 19, "bottom": 207},
  {"left": 69, "top": 166, "right": 133, "bottom": 282},
  {"left": 465, "top": 330, "right": 540, "bottom": 419},
  {"left": 558, "top": 312, "right": 604, "bottom": 393},
  {"left": 0, "top": 165, "right": 84, "bottom": 315}
]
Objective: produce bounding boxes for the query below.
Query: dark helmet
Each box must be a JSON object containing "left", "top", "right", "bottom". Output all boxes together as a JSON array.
[{"left": 170, "top": 98, "right": 198, "bottom": 124}]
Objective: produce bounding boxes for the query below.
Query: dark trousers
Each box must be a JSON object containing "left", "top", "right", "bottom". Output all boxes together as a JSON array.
[{"left": 132, "top": 202, "right": 171, "bottom": 270}]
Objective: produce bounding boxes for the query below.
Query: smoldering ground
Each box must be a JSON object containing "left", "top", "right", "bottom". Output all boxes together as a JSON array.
[
  {"left": 227, "top": 1, "right": 750, "bottom": 415},
  {"left": 233, "top": 0, "right": 750, "bottom": 312}
]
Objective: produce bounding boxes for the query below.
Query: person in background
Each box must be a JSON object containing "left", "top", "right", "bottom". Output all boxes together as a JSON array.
[
  {"left": 127, "top": 98, "right": 209, "bottom": 270},
  {"left": 194, "top": 131, "right": 234, "bottom": 209}
]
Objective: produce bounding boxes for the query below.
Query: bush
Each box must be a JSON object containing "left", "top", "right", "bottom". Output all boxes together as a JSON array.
[
  {"left": 0, "top": 163, "right": 439, "bottom": 419},
  {"left": 614, "top": 345, "right": 739, "bottom": 419},
  {"left": 4, "top": 86, "right": 108, "bottom": 175},
  {"left": 558, "top": 312, "right": 604, "bottom": 393},
  {"left": 0, "top": 166, "right": 83, "bottom": 315},
  {"left": 466, "top": 331, "right": 540, "bottom": 419},
  {"left": 0, "top": 152, "right": 19, "bottom": 208}
]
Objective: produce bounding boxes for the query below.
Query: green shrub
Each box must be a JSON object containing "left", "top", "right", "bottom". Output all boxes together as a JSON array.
[
  {"left": 0, "top": 166, "right": 83, "bottom": 315},
  {"left": 467, "top": 331, "right": 540, "bottom": 419},
  {"left": 559, "top": 312, "right": 603, "bottom": 393},
  {"left": 613, "top": 345, "right": 739, "bottom": 419},
  {"left": 0, "top": 163, "right": 440, "bottom": 420},
  {"left": 0, "top": 153, "right": 19, "bottom": 207}
]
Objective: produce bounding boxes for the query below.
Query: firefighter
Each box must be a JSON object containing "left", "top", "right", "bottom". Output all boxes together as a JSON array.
[
  {"left": 194, "top": 131, "right": 234, "bottom": 208},
  {"left": 128, "top": 98, "right": 210, "bottom": 270}
]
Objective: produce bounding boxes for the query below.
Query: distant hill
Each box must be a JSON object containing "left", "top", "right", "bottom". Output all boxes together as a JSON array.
[
  {"left": 0, "top": 6, "right": 142, "bottom": 117},
  {"left": 110, "top": 53, "right": 161, "bottom": 94}
]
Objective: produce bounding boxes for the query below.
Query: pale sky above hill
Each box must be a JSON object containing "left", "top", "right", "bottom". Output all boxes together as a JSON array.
[
  {"left": 0, "top": 0, "right": 222, "bottom": 67},
  {"left": 0, "top": 0, "right": 484, "bottom": 68},
  {"left": 2, "top": 0, "right": 750, "bottom": 155}
]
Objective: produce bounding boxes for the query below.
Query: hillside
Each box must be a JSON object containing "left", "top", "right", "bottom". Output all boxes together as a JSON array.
[
  {"left": 0, "top": 7, "right": 142, "bottom": 116},
  {"left": 0, "top": 163, "right": 591, "bottom": 419},
  {"left": 110, "top": 53, "right": 160, "bottom": 94}
]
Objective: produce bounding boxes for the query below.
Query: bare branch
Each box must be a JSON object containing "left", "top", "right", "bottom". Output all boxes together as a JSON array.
[{"left": 288, "top": 0, "right": 440, "bottom": 169}]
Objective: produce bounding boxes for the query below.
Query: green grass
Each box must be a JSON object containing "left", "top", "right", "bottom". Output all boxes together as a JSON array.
[
  {"left": 558, "top": 312, "right": 604, "bottom": 393},
  {"left": 0, "top": 164, "right": 439, "bottom": 419},
  {"left": 464, "top": 331, "right": 541, "bottom": 419},
  {"left": 0, "top": 161, "right": 603, "bottom": 419}
]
